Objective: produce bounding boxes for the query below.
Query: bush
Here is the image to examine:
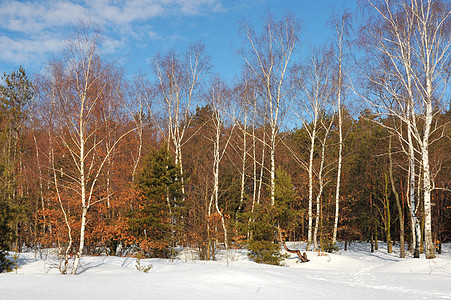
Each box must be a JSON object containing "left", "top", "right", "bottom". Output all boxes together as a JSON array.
[
  {"left": 0, "top": 250, "right": 12, "bottom": 273},
  {"left": 247, "top": 240, "right": 288, "bottom": 266},
  {"left": 135, "top": 252, "right": 152, "bottom": 273},
  {"left": 321, "top": 240, "right": 340, "bottom": 253}
]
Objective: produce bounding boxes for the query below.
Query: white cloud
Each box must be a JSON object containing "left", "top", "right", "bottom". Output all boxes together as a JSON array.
[
  {"left": 45, "top": 1, "right": 90, "bottom": 27},
  {"left": 0, "top": 0, "right": 224, "bottom": 32},
  {"left": 176, "top": 0, "right": 225, "bottom": 15},
  {"left": 91, "top": 0, "right": 164, "bottom": 24},
  {"left": 0, "top": 0, "right": 224, "bottom": 71},
  {"left": 0, "top": 35, "right": 65, "bottom": 64},
  {"left": 102, "top": 37, "right": 125, "bottom": 54},
  {"left": 148, "top": 30, "right": 161, "bottom": 40},
  {"left": 0, "top": 1, "right": 88, "bottom": 33},
  {"left": 0, "top": 1, "right": 47, "bottom": 33}
]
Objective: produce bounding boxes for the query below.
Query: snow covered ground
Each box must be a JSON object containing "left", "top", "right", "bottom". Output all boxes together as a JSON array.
[{"left": 1, "top": 242, "right": 450, "bottom": 299}]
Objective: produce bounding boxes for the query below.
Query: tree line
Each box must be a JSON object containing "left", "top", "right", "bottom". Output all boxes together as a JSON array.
[{"left": 0, "top": 0, "right": 449, "bottom": 273}]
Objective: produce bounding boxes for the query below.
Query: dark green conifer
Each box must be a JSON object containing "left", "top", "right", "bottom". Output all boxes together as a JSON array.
[
  {"left": 247, "top": 168, "right": 295, "bottom": 265},
  {"left": 0, "top": 67, "right": 33, "bottom": 271},
  {"left": 129, "top": 145, "right": 184, "bottom": 258}
]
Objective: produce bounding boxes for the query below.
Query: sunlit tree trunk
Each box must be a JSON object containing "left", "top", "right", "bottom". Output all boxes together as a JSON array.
[
  {"left": 330, "top": 10, "right": 351, "bottom": 245},
  {"left": 247, "top": 108, "right": 263, "bottom": 240},
  {"left": 307, "top": 122, "right": 316, "bottom": 248},
  {"left": 153, "top": 44, "right": 210, "bottom": 206},
  {"left": 240, "top": 13, "right": 300, "bottom": 207},
  {"left": 128, "top": 75, "right": 149, "bottom": 183},
  {"left": 207, "top": 78, "right": 235, "bottom": 255},
  {"left": 293, "top": 47, "right": 333, "bottom": 249},
  {"left": 360, "top": 0, "right": 450, "bottom": 259},
  {"left": 383, "top": 173, "right": 392, "bottom": 253},
  {"left": 313, "top": 119, "right": 333, "bottom": 251},
  {"left": 235, "top": 110, "right": 248, "bottom": 232},
  {"left": 37, "top": 23, "right": 133, "bottom": 275}
]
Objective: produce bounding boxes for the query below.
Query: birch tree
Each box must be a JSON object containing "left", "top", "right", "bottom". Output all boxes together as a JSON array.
[
  {"left": 360, "top": 0, "right": 450, "bottom": 259},
  {"left": 41, "top": 23, "right": 131, "bottom": 274},
  {"left": 411, "top": 0, "right": 450, "bottom": 259},
  {"left": 232, "top": 74, "right": 253, "bottom": 231},
  {"left": 127, "top": 74, "right": 151, "bottom": 182},
  {"left": 206, "top": 78, "right": 236, "bottom": 255},
  {"left": 293, "top": 47, "right": 333, "bottom": 249},
  {"left": 152, "top": 44, "right": 210, "bottom": 201},
  {"left": 312, "top": 117, "right": 334, "bottom": 251},
  {"left": 330, "top": 10, "right": 352, "bottom": 244},
  {"left": 239, "top": 12, "right": 301, "bottom": 206},
  {"left": 235, "top": 73, "right": 266, "bottom": 239}
]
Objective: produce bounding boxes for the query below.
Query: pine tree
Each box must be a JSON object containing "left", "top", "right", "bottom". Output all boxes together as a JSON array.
[
  {"left": 0, "top": 177, "right": 12, "bottom": 272},
  {"left": 0, "top": 136, "right": 13, "bottom": 272},
  {"left": 247, "top": 168, "right": 295, "bottom": 265},
  {"left": 129, "top": 145, "right": 184, "bottom": 258},
  {"left": 0, "top": 67, "right": 33, "bottom": 271},
  {"left": 274, "top": 167, "right": 297, "bottom": 228}
]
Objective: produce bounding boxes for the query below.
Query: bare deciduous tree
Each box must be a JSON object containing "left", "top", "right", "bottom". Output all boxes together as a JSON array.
[
  {"left": 40, "top": 23, "right": 133, "bottom": 274},
  {"left": 152, "top": 44, "right": 210, "bottom": 202},
  {"left": 293, "top": 47, "right": 334, "bottom": 249},
  {"left": 239, "top": 12, "right": 301, "bottom": 206},
  {"left": 206, "top": 78, "right": 236, "bottom": 258},
  {"left": 329, "top": 9, "right": 352, "bottom": 245},
  {"left": 359, "top": 0, "right": 451, "bottom": 258}
]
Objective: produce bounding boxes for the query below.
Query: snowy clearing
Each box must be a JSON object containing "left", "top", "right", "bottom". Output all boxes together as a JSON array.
[{"left": 1, "top": 242, "right": 450, "bottom": 299}]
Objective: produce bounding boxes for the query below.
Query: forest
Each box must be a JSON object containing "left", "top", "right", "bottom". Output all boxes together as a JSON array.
[{"left": 0, "top": 0, "right": 450, "bottom": 275}]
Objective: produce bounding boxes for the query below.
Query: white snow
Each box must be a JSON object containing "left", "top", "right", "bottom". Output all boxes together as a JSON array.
[{"left": 1, "top": 242, "right": 450, "bottom": 299}]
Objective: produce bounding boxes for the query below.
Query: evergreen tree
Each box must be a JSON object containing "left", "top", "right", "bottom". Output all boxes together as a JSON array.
[
  {"left": 247, "top": 168, "right": 294, "bottom": 265},
  {"left": 0, "top": 67, "right": 33, "bottom": 271},
  {"left": 0, "top": 123, "right": 12, "bottom": 250},
  {"left": 129, "top": 145, "right": 184, "bottom": 258},
  {"left": 0, "top": 177, "right": 12, "bottom": 272},
  {"left": 274, "top": 167, "right": 297, "bottom": 229}
]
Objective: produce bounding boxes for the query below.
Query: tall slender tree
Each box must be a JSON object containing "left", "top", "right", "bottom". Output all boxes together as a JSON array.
[
  {"left": 293, "top": 47, "right": 333, "bottom": 249},
  {"left": 239, "top": 12, "right": 301, "bottom": 206},
  {"left": 206, "top": 78, "right": 236, "bottom": 256},
  {"left": 38, "top": 23, "right": 132, "bottom": 273},
  {"left": 0, "top": 67, "right": 34, "bottom": 251},
  {"left": 330, "top": 10, "right": 352, "bottom": 245},
  {"left": 152, "top": 44, "right": 210, "bottom": 204},
  {"left": 359, "top": 0, "right": 450, "bottom": 258}
]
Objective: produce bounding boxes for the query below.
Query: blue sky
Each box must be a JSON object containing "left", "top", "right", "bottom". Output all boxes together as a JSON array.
[{"left": 0, "top": 0, "right": 357, "bottom": 82}]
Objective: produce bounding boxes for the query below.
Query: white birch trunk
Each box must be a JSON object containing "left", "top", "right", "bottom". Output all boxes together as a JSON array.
[
  {"left": 208, "top": 79, "right": 235, "bottom": 253},
  {"left": 257, "top": 130, "right": 266, "bottom": 206},
  {"left": 332, "top": 102, "right": 343, "bottom": 244},
  {"left": 422, "top": 82, "right": 435, "bottom": 258},
  {"left": 313, "top": 120, "right": 330, "bottom": 251},
  {"left": 247, "top": 117, "right": 260, "bottom": 240},
  {"left": 48, "top": 24, "right": 134, "bottom": 275},
  {"left": 270, "top": 132, "right": 276, "bottom": 206},
  {"left": 71, "top": 68, "right": 87, "bottom": 274},
  {"left": 237, "top": 113, "right": 247, "bottom": 231},
  {"left": 331, "top": 10, "right": 349, "bottom": 245},
  {"left": 240, "top": 14, "right": 299, "bottom": 208},
  {"left": 212, "top": 121, "right": 228, "bottom": 252},
  {"left": 419, "top": 8, "right": 437, "bottom": 258},
  {"left": 407, "top": 116, "right": 421, "bottom": 258},
  {"left": 72, "top": 80, "right": 88, "bottom": 275},
  {"left": 297, "top": 48, "right": 333, "bottom": 249},
  {"left": 307, "top": 123, "right": 317, "bottom": 249},
  {"left": 130, "top": 80, "right": 145, "bottom": 183}
]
